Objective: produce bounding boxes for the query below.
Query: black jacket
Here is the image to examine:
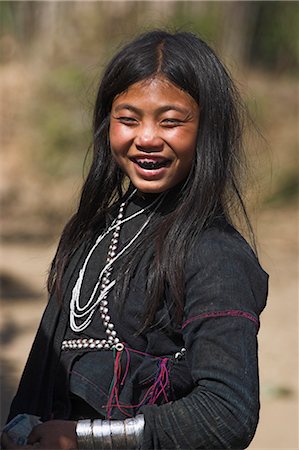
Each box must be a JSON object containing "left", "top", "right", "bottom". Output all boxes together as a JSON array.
[{"left": 8, "top": 197, "right": 268, "bottom": 449}]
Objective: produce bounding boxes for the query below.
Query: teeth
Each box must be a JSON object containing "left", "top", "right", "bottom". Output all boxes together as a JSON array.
[{"left": 135, "top": 159, "right": 168, "bottom": 170}]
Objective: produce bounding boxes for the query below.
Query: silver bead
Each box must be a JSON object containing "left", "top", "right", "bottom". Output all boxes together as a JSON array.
[
  {"left": 111, "top": 330, "right": 117, "bottom": 337},
  {"left": 108, "top": 323, "right": 114, "bottom": 330},
  {"left": 96, "top": 343, "right": 103, "bottom": 349},
  {"left": 114, "top": 343, "right": 124, "bottom": 351},
  {"left": 104, "top": 343, "right": 110, "bottom": 349},
  {"left": 89, "top": 343, "right": 95, "bottom": 349},
  {"left": 88, "top": 338, "right": 94, "bottom": 344},
  {"left": 101, "top": 300, "right": 108, "bottom": 306},
  {"left": 114, "top": 337, "right": 119, "bottom": 344},
  {"left": 106, "top": 329, "right": 111, "bottom": 335},
  {"left": 103, "top": 307, "right": 108, "bottom": 314},
  {"left": 83, "top": 342, "right": 89, "bottom": 348},
  {"left": 78, "top": 343, "right": 83, "bottom": 348}
]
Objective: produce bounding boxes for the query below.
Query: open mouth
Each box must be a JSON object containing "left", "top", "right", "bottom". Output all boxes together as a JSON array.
[{"left": 133, "top": 158, "right": 170, "bottom": 170}]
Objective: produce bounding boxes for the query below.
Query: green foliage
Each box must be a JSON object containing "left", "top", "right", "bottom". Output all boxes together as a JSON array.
[
  {"left": 0, "top": 2, "right": 16, "bottom": 35},
  {"left": 265, "top": 168, "right": 299, "bottom": 206},
  {"left": 2, "top": 2, "right": 299, "bottom": 74},
  {"left": 30, "top": 65, "right": 92, "bottom": 178},
  {"left": 169, "top": 2, "right": 222, "bottom": 43},
  {"left": 249, "top": 2, "right": 299, "bottom": 73}
]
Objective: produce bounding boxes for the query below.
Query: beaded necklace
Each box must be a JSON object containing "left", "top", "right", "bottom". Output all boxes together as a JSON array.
[{"left": 65, "top": 190, "right": 165, "bottom": 352}]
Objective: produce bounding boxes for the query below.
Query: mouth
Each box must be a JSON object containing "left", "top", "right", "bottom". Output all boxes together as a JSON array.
[{"left": 132, "top": 157, "right": 171, "bottom": 170}]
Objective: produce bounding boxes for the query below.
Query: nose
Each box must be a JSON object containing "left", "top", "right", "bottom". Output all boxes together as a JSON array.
[{"left": 134, "top": 123, "right": 163, "bottom": 152}]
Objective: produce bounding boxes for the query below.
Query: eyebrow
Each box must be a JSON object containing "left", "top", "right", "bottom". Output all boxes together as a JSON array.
[{"left": 113, "top": 103, "right": 190, "bottom": 115}]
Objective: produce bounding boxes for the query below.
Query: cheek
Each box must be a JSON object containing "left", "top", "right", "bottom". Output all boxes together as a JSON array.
[
  {"left": 109, "top": 123, "right": 133, "bottom": 155},
  {"left": 172, "top": 129, "right": 197, "bottom": 163},
  {"left": 109, "top": 123, "right": 121, "bottom": 152}
]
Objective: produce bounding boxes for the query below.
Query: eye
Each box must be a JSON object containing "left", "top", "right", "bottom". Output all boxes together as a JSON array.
[
  {"left": 117, "top": 116, "right": 138, "bottom": 125},
  {"left": 161, "top": 118, "right": 183, "bottom": 128}
]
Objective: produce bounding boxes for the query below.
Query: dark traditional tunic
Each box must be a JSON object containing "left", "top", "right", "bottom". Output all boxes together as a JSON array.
[{"left": 8, "top": 193, "right": 268, "bottom": 449}]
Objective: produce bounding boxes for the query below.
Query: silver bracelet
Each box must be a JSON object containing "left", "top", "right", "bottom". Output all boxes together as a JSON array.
[
  {"left": 92, "top": 420, "right": 103, "bottom": 449},
  {"left": 124, "top": 415, "right": 144, "bottom": 448},
  {"left": 76, "top": 414, "right": 144, "bottom": 450},
  {"left": 76, "top": 419, "right": 94, "bottom": 450},
  {"left": 110, "top": 420, "right": 126, "bottom": 448}
]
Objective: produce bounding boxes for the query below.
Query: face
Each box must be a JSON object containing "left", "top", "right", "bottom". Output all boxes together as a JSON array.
[{"left": 109, "top": 76, "right": 200, "bottom": 194}]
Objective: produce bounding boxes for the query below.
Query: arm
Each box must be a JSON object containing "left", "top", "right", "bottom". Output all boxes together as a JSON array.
[
  {"left": 140, "top": 229, "right": 268, "bottom": 449},
  {"left": 1, "top": 421, "right": 77, "bottom": 450},
  {"left": 1, "top": 418, "right": 144, "bottom": 449}
]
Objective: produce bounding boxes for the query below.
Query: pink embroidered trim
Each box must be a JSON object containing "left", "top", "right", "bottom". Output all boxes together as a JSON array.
[
  {"left": 182, "top": 309, "right": 259, "bottom": 330},
  {"left": 105, "top": 345, "right": 171, "bottom": 419}
]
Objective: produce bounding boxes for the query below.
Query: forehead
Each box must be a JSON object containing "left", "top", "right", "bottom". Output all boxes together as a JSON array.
[{"left": 112, "top": 76, "right": 198, "bottom": 112}]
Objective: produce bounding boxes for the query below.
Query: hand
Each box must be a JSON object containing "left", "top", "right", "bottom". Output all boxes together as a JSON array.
[
  {"left": 1, "top": 432, "right": 32, "bottom": 449},
  {"left": 1, "top": 420, "right": 78, "bottom": 450},
  {"left": 27, "top": 421, "right": 77, "bottom": 450}
]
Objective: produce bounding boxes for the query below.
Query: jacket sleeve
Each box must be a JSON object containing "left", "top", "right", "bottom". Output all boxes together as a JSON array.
[
  {"left": 7, "top": 244, "right": 85, "bottom": 422},
  {"left": 140, "top": 228, "right": 268, "bottom": 449}
]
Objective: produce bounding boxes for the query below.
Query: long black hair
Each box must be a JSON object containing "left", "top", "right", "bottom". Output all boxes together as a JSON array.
[{"left": 48, "top": 30, "right": 252, "bottom": 330}]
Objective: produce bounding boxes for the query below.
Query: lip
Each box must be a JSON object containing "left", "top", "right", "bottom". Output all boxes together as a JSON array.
[
  {"left": 130, "top": 155, "right": 171, "bottom": 163},
  {"left": 130, "top": 158, "right": 171, "bottom": 180}
]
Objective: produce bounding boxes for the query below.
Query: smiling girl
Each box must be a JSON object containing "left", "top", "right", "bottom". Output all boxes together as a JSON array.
[
  {"left": 2, "top": 30, "right": 268, "bottom": 450},
  {"left": 110, "top": 77, "right": 199, "bottom": 193}
]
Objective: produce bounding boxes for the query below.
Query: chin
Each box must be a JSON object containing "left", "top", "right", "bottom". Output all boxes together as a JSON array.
[{"left": 133, "top": 182, "right": 169, "bottom": 194}]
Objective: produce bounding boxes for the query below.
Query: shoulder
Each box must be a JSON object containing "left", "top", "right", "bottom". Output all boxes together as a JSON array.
[
  {"left": 189, "top": 221, "right": 266, "bottom": 275},
  {"left": 185, "top": 221, "right": 268, "bottom": 315}
]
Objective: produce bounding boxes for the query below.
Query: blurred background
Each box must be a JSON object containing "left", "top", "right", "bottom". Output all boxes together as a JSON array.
[{"left": 0, "top": 1, "right": 298, "bottom": 447}]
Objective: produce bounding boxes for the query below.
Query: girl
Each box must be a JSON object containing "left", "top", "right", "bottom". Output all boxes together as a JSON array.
[{"left": 3, "top": 30, "right": 268, "bottom": 449}]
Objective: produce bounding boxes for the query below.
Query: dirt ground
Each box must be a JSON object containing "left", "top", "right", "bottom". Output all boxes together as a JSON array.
[{"left": 0, "top": 205, "right": 298, "bottom": 448}]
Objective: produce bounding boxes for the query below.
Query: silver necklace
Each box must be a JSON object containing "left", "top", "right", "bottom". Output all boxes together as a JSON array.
[{"left": 65, "top": 191, "right": 165, "bottom": 351}]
